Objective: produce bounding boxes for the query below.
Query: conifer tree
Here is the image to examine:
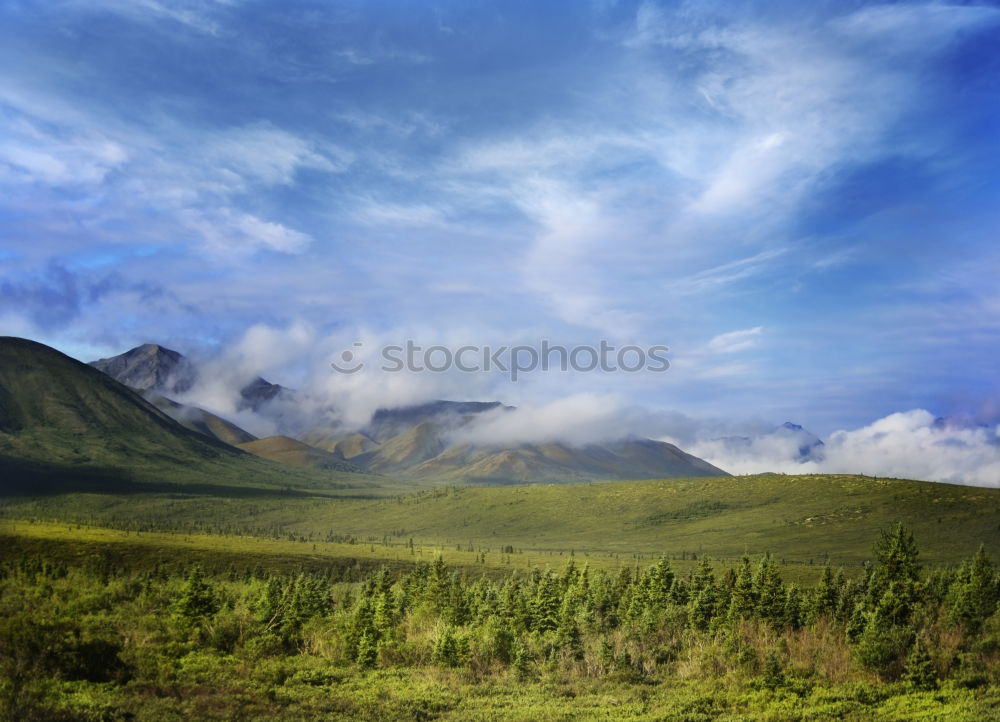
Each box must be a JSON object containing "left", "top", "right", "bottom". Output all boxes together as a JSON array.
[
  {"left": 948, "top": 546, "right": 999, "bottom": 633},
  {"left": 762, "top": 651, "right": 785, "bottom": 690},
  {"left": 598, "top": 637, "right": 615, "bottom": 674},
  {"left": 902, "top": 637, "right": 937, "bottom": 690},
  {"left": 687, "top": 566, "right": 717, "bottom": 631},
  {"left": 531, "top": 572, "right": 561, "bottom": 632},
  {"left": 810, "top": 565, "right": 839, "bottom": 622},
  {"left": 173, "top": 565, "right": 218, "bottom": 625},
  {"left": 855, "top": 587, "right": 916, "bottom": 677},
  {"left": 727, "top": 555, "right": 756, "bottom": 622},
  {"left": 753, "top": 555, "right": 785, "bottom": 625},
  {"left": 784, "top": 585, "right": 804, "bottom": 630},
  {"left": 668, "top": 577, "right": 689, "bottom": 606},
  {"left": 865, "top": 523, "right": 921, "bottom": 623},
  {"left": 513, "top": 641, "right": 532, "bottom": 680},
  {"left": 355, "top": 628, "right": 378, "bottom": 669},
  {"left": 432, "top": 626, "right": 464, "bottom": 667}
]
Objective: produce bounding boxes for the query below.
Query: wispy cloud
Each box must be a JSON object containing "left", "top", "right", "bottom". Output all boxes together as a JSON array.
[
  {"left": 707, "top": 327, "right": 763, "bottom": 354},
  {"left": 61, "top": 0, "right": 233, "bottom": 35}
]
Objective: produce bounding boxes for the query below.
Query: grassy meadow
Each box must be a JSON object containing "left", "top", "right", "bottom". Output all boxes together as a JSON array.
[
  {"left": 4, "top": 473, "right": 1000, "bottom": 720},
  {"left": 5, "top": 473, "right": 1000, "bottom": 566}
]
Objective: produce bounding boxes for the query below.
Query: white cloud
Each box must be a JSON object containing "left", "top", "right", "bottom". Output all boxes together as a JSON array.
[
  {"left": 152, "top": 320, "right": 1000, "bottom": 488},
  {"left": 180, "top": 209, "right": 311, "bottom": 256},
  {"left": 706, "top": 326, "right": 763, "bottom": 354},
  {"left": 688, "top": 409, "right": 1000, "bottom": 487},
  {"left": 205, "top": 124, "right": 346, "bottom": 186},
  {"left": 450, "top": 393, "right": 642, "bottom": 447},
  {"left": 408, "top": 2, "right": 1000, "bottom": 337},
  {"left": 0, "top": 121, "right": 128, "bottom": 186},
  {"left": 0, "top": 87, "right": 322, "bottom": 259}
]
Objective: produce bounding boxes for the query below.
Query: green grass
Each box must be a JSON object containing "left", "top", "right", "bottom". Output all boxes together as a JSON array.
[
  {"left": 0, "top": 519, "right": 838, "bottom": 585},
  {"left": 5, "top": 473, "right": 1000, "bottom": 569}
]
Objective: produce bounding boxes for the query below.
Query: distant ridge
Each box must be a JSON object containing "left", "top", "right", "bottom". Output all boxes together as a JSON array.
[
  {"left": 89, "top": 343, "right": 291, "bottom": 412},
  {"left": 364, "top": 400, "right": 512, "bottom": 442},
  {"left": 300, "top": 400, "right": 729, "bottom": 483},
  {"left": 86, "top": 345, "right": 729, "bottom": 484}
]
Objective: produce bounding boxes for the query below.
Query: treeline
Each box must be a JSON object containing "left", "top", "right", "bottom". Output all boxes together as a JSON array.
[{"left": 2, "top": 524, "right": 1000, "bottom": 720}]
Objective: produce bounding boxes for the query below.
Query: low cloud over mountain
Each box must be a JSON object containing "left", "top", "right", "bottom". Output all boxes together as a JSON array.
[{"left": 684, "top": 411, "right": 1000, "bottom": 487}]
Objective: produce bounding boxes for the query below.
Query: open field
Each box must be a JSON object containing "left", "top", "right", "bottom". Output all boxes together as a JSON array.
[
  {"left": 5, "top": 473, "right": 1000, "bottom": 569},
  {"left": 0, "top": 519, "right": 838, "bottom": 586}
]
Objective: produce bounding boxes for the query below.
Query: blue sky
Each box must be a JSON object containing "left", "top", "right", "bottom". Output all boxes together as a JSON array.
[{"left": 1, "top": 1, "right": 999, "bottom": 456}]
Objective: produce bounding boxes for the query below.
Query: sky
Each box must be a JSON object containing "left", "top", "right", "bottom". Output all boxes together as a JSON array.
[{"left": 1, "top": 1, "right": 999, "bottom": 483}]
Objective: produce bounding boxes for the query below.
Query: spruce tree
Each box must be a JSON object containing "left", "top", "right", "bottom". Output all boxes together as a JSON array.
[
  {"left": 865, "top": 523, "right": 920, "bottom": 624},
  {"left": 902, "top": 637, "right": 937, "bottom": 690},
  {"left": 513, "top": 641, "right": 532, "bottom": 680},
  {"left": 727, "top": 555, "right": 756, "bottom": 623},
  {"left": 762, "top": 651, "right": 785, "bottom": 690},
  {"left": 173, "top": 565, "right": 219, "bottom": 625},
  {"left": 854, "top": 589, "right": 915, "bottom": 678},
  {"left": 355, "top": 628, "right": 378, "bottom": 669},
  {"left": 810, "top": 565, "right": 839, "bottom": 622},
  {"left": 753, "top": 555, "right": 785, "bottom": 625},
  {"left": 948, "top": 546, "right": 999, "bottom": 633},
  {"left": 432, "top": 626, "right": 464, "bottom": 667},
  {"left": 598, "top": 637, "right": 615, "bottom": 673}
]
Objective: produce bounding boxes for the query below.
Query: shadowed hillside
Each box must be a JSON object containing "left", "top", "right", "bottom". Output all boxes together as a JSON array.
[{"left": 0, "top": 337, "right": 376, "bottom": 493}]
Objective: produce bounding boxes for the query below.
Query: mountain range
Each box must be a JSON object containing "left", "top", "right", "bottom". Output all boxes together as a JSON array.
[
  {"left": 0, "top": 336, "right": 732, "bottom": 488},
  {"left": 90, "top": 343, "right": 289, "bottom": 412},
  {"left": 0, "top": 337, "right": 371, "bottom": 493},
  {"left": 83, "top": 342, "right": 729, "bottom": 483}
]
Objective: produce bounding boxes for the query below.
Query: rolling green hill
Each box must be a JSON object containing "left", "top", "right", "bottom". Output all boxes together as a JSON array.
[
  {"left": 5, "top": 472, "right": 1000, "bottom": 567},
  {"left": 0, "top": 337, "right": 379, "bottom": 494}
]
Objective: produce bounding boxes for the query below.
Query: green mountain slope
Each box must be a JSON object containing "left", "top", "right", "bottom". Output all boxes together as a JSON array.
[
  {"left": 236, "top": 435, "right": 363, "bottom": 472},
  {"left": 299, "top": 429, "right": 379, "bottom": 458},
  {"left": 301, "top": 405, "right": 728, "bottom": 483},
  {"left": 141, "top": 390, "right": 258, "bottom": 445},
  {"left": 0, "top": 337, "right": 376, "bottom": 493},
  {"left": 408, "top": 437, "right": 727, "bottom": 483}
]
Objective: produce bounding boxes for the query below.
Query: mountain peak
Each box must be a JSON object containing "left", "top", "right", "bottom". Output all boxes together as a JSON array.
[
  {"left": 90, "top": 343, "right": 195, "bottom": 395},
  {"left": 90, "top": 344, "right": 289, "bottom": 412}
]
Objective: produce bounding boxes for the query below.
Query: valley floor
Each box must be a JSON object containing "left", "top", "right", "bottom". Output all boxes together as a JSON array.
[{"left": 3, "top": 518, "right": 1000, "bottom": 721}]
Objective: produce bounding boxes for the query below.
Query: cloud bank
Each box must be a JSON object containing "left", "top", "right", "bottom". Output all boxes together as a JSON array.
[{"left": 686, "top": 410, "right": 1000, "bottom": 488}]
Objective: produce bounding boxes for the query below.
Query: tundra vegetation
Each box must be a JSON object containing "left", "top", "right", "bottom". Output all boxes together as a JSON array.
[{"left": 2, "top": 523, "right": 1000, "bottom": 720}]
